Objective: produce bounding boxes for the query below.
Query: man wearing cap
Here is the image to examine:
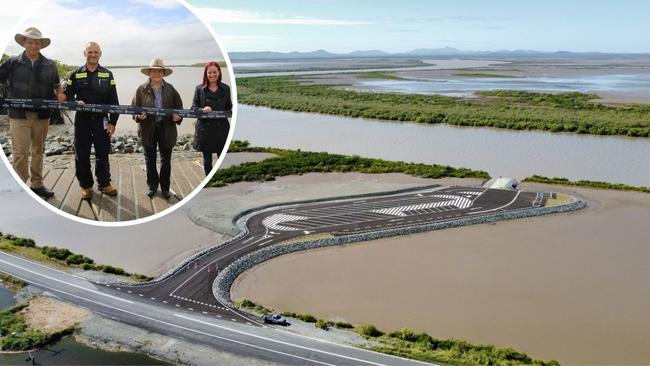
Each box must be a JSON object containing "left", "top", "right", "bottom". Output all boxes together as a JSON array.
[
  {"left": 0, "top": 27, "right": 65, "bottom": 198},
  {"left": 65, "top": 42, "right": 119, "bottom": 200}
]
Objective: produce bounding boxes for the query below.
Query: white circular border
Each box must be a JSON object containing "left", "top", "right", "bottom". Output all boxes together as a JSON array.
[{"left": 0, "top": 0, "right": 238, "bottom": 227}]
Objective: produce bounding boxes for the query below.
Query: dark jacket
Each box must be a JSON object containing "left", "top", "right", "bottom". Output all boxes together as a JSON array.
[
  {"left": 64, "top": 64, "right": 119, "bottom": 124},
  {"left": 191, "top": 83, "right": 232, "bottom": 154},
  {"left": 131, "top": 79, "right": 183, "bottom": 149},
  {"left": 0, "top": 51, "right": 60, "bottom": 119}
]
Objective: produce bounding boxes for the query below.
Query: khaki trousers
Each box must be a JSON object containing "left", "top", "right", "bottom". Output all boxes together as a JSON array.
[{"left": 9, "top": 112, "right": 49, "bottom": 188}]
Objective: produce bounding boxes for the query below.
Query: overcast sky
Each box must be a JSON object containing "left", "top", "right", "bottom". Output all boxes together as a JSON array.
[{"left": 1, "top": 0, "right": 224, "bottom": 65}]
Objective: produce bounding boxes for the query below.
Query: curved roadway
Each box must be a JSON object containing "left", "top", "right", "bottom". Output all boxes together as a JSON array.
[{"left": 0, "top": 185, "right": 548, "bottom": 364}]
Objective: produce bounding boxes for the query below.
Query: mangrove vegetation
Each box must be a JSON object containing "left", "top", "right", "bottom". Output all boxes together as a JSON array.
[
  {"left": 209, "top": 140, "right": 489, "bottom": 187},
  {"left": 523, "top": 175, "right": 650, "bottom": 194},
  {"left": 237, "top": 76, "right": 650, "bottom": 137},
  {"left": 0, "top": 233, "right": 153, "bottom": 281}
]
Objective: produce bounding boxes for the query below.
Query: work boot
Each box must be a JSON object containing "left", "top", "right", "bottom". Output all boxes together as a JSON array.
[
  {"left": 81, "top": 187, "right": 94, "bottom": 200},
  {"left": 31, "top": 186, "right": 55, "bottom": 199},
  {"left": 99, "top": 185, "right": 118, "bottom": 196}
]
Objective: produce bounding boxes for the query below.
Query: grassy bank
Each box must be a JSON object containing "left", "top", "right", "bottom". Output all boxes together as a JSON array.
[
  {"left": 0, "top": 302, "right": 73, "bottom": 351},
  {"left": 523, "top": 175, "right": 650, "bottom": 194},
  {"left": 0, "top": 233, "right": 153, "bottom": 281},
  {"left": 237, "top": 299, "right": 559, "bottom": 366},
  {"left": 237, "top": 76, "right": 650, "bottom": 137},
  {"left": 210, "top": 140, "right": 489, "bottom": 187}
]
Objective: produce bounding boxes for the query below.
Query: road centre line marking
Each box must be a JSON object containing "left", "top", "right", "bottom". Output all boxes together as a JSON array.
[
  {"left": 243, "top": 236, "right": 255, "bottom": 243},
  {"left": 175, "top": 314, "right": 391, "bottom": 366},
  {"left": 0, "top": 258, "right": 134, "bottom": 304},
  {"left": 0, "top": 269, "right": 336, "bottom": 366},
  {"left": 257, "top": 239, "right": 274, "bottom": 247}
]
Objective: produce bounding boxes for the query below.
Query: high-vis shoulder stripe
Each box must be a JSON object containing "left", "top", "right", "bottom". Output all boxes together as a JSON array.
[
  {"left": 75, "top": 73, "right": 88, "bottom": 79},
  {"left": 67, "top": 79, "right": 73, "bottom": 86},
  {"left": 110, "top": 80, "right": 116, "bottom": 86},
  {"left": 98, "top": 72, "right": 110, "bottom": 78}
]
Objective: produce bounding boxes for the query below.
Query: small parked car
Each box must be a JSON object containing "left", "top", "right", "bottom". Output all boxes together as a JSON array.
[{"left": 264, "top": 313, "right": 290, "bottom": 326}]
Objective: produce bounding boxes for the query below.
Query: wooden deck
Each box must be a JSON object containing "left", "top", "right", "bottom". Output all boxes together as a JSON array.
[{"left": 42, "top": 152, "right": 206, "bottom": 222}]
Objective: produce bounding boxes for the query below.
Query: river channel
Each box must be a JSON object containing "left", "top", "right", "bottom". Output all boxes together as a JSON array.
[{"left": 235, "top": 104, "right": 650, "bottom": 187}]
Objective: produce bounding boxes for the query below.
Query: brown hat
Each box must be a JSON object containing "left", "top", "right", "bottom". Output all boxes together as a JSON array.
[
  {"left": 15, "top": 27, "right": 51, "bottom": 48},
  {"left": 141, "top": 58, "right": 173, "bottom": 77}
]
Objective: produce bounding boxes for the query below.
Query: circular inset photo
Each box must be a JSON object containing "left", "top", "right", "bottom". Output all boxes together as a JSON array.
[{"left": 0, "top": 0, "right": 237, "bottom": 226}]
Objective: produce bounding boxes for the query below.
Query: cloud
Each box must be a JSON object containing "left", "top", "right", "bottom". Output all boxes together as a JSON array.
[
  {"left": 195, "top": 8, "right": 374, "bottom": 26},
  {"left": 0, "top": 0, "right": 46, "bottom": 17},
  {"left": 2, "top": 1, "right": 224, "bottom": 66},
  {"left": 130, "top": 0, "right": 181, "bottom": 9}
]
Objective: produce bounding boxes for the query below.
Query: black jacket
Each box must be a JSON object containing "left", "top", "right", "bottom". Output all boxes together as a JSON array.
[
  {"left": 191, "top": 83, "right": 232, "bottom": 154},
  {"left": 0, "top": 52, "right": 60, "bottom": 119},
  {"left": 64, "top": 64, "right": 119, "bottom": 124}
]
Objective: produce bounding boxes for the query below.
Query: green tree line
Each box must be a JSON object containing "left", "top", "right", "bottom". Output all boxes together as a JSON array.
[{"left": 237, "top": 76, "right": 650, "bottom": 138}]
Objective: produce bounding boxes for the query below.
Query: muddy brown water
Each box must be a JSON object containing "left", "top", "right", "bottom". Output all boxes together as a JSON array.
[{"left": 232, "top": 185, "right": 650, "bottom": 365}]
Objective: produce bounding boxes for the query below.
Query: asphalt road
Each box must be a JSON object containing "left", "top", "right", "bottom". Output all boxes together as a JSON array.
[
  {"left": 124, "top": 186, "right": 545, "bottom": 319},
  {"left": 0, "top": 185, "right": 547, "bottom": 364}
]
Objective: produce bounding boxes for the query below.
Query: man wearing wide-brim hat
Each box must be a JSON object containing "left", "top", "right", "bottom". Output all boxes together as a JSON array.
[
  {"left": 0, "top": 27, "right": 66, "bottom": 199},
  {"left": 131, "top": 58, "right": 183, "bottom": 199}
]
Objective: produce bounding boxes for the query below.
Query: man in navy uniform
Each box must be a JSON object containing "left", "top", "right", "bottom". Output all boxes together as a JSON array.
[{"left": 65, "top": 42, "right": 119, "bottom": 200}]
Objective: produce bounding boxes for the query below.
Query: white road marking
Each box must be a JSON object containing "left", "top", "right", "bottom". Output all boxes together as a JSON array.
[
  {"left": 469, "top": 191, "right": 521, "bottom": 215},
  {"left": 0, "top": 258, "right": 133, "bottom": 304},
  {"left": 257, "top": 238, "right": 274, "bottom": 247},
  {"left": 262, "top": 213, "right": 309, "bottom": 231},
  {"left": 0, "top": 266, "right": 340, "bottom": 366},
  {"left": 372, "top": 194, "right": 472, "bottom": 216},
  {"left": 175, "top": 314, "right": 391, "bottom": 366}
]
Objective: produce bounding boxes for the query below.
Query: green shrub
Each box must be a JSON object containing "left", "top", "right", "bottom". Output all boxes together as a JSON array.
[
  {"left": 524, "top": 175, "right": 650, "bottom": 194},
  {"left": 65, "top": 254, "right": 94, "bottom": 265},
  {"left": 334, "top": 321, "right": 354, "bottom": 329},
  {"left": 238, "top": 299, "right": 272, "bottom": 314},
  {"left": 96, "top": 265, "right": 126, "bottom": 275},
  {"left": 357, "top": 324, "right": 383, "bottom": 337},
  {"left": 13, "top": 237, "right": 35, "bottom": 247},
  {"left": 80, "top": 263, "right": 96, "bottom": 270},
  {"left": 315, "top": 319, "right": 331, "bottom": 330},
  {"left": 279, "top": 312, "right": 317, "bottom": 323},
  {"left": 297, "top": 313, "right": 317, "bottom": 323},
  {"left": 41, "top": 246, "right": 74, "bottom": 260}
]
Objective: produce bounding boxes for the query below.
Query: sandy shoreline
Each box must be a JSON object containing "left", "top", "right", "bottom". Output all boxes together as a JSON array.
[{"left": 232, "top": 183, "right": 650, "bottom": 365}]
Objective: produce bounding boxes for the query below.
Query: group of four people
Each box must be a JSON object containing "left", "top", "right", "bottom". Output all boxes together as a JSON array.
[{"left": 0, "top": 27, "right": 232, "bottom": 201}]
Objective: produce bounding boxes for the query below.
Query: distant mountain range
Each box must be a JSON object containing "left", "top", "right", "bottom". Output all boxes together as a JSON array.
[{"left": 230, "top": 48, "right": 650, "bottom": 60}]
